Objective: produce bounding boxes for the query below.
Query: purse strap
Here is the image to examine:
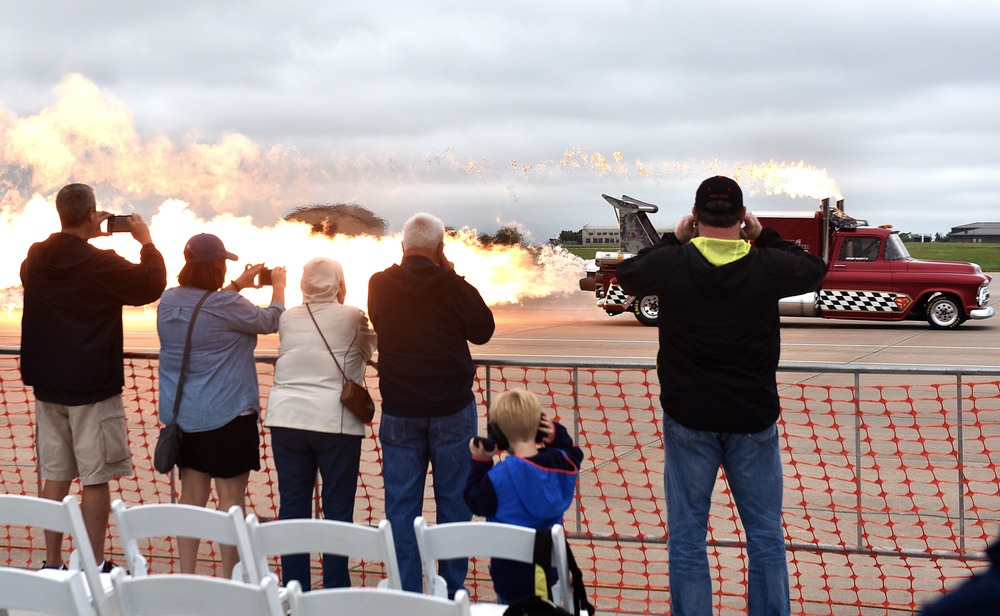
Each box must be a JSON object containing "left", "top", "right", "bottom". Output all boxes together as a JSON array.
[
  {"left": 168, "top": 289, "right": 214, "bottom": 427},
  {"left": 305, "top": 303, "right": 357, "bottom": 387}
]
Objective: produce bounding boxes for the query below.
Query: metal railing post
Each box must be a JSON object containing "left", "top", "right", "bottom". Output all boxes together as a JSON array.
[
  {"left": 854, "top": 370, "right": 863, "bottom": 549},
  {"left": 484, "top": 364, "right": 492, "bottom": 409},
  {"left": 956, "top": 373, "right": 966, "bottom": 551},
  {"left": 573, "top": 365, "right": 583, "bottom": 534}
]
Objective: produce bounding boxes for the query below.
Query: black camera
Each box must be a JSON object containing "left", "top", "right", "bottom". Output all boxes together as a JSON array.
[
  {"left": 245, "top": 264, "right": 273, "bottom": 286},
  {"left": 105, "top": 215, "right": 132, "bottom": 233},
  {"left": 485, "top": 417, "right": 546, "bottom": 453}
]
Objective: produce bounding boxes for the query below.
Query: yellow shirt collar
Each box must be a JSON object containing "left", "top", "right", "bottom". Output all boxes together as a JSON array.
[{"left": 690, "top": 236, "right": 751, "bottom": 266}]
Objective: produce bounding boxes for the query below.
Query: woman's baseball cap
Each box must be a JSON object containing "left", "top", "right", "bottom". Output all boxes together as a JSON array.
[{"left": 183, "top": 233, "right": 238, "bottom": 263}]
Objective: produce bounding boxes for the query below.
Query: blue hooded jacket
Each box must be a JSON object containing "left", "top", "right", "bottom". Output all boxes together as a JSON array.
[{"left": 464, "top": 421, "right": 583, "bottom": 603}]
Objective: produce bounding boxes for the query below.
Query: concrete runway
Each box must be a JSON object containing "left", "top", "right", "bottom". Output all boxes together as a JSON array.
[
  {"left": 477, "top": 288, "right": 1000, "bottom": 367},
  {"left": 2, "top": 278, "right": 998, "bottom": 367}
]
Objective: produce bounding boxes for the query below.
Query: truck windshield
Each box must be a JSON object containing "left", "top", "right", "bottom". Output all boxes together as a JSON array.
[{"left": 884, "top": 233, "right": 911, "bottom": 261}]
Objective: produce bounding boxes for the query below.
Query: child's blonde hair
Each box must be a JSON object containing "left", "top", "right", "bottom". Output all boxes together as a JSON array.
[{"left": 493, "top": 389, "right": 543, "bottom": 443}]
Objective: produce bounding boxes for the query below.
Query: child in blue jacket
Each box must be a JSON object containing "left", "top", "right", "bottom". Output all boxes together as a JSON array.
[{"left": 464, "top": 389, "right": 584, "bottom": 604}]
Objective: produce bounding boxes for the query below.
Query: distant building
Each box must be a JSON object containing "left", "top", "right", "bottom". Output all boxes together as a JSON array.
[
  {"left": 948, "top": 222, "right": 1000, "bottom": 243},
  {"left": 580, "top": 225, "right": 619, "bottom": 245},
  {"left": 580, "top": 224, "right": 673, "bottom": 246}
]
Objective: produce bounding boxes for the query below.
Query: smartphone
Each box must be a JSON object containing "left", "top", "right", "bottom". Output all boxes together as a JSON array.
[
  {"left": 105, "top": 215, "right": 132, "bottom": 233},
  {"left": 245, "top": 264, "right": 273, "bottom": 286},
  {"left": 258, "top": 268, "right": 272, "bottom": 286}
]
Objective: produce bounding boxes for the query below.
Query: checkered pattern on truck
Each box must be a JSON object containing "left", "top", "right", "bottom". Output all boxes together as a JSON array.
[
  {"left": 605, "top": 284, "right": 921, "bottom": 317},
  {"left": 818, "top": 289, "right": 911, "bottom": 313}
]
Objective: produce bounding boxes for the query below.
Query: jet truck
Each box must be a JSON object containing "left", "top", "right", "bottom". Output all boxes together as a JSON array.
[{"left": 579, "top": 194, "right": 994, "bottom": 329}]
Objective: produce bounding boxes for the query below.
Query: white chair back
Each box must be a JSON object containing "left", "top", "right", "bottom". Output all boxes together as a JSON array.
[
  {"left": 414, "top": 516, "right": 574, "bottom": 613},
  {"left": 286, "top": 581, "right": 472, "bottom": 616},
  {"left": 0, "top": 494, "right": 113, "bottom": 616},
  {"left": 110, "top": 567, "right": 284, "bottom": 616},
  {"left": 111, "top": 499, "right": 258, "bottom": 581},
  {"left": 238, "top": 514, "right": 402, "bottom": 589},
  {"left": 0, "top": 566, "right": 92, "bottom": 615}
]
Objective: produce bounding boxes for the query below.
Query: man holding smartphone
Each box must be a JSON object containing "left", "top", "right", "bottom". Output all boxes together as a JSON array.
[{"left": 20, "top": 183, "right": 167, "bottom": 572}]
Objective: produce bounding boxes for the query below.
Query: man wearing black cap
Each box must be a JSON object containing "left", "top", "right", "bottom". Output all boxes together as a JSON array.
[
  {"left": 20, "top": 183, "right": 166, "bottom": 573},
  {"left": 616, "top": 176, "right": 825, "bottom": 616}
]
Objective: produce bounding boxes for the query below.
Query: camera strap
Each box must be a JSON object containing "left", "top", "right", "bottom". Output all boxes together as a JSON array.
[
  {"left": 169, "top": 289, "right": 213, "bottom": 427},
  {"left": 305, "top": 303, "right": 357, "bottom": 387}
]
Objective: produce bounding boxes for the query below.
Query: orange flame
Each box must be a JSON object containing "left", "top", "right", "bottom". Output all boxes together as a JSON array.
[
  {"left": 2, "top": 73, "right": 844, "bottom": 323},
  {"left": 0, "top": 196, "right": 586, "bottom": 317}
]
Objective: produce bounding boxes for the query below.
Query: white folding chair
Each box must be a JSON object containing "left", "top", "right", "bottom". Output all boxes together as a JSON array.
[
  {"left": 0, "top": 566, "right": 92, "bottom": 616},
  {"left": 414, "top": 516, "right": 574, "bottom": 615},
  {"left": 0, "top": 494, "right": 114, "bottom": 616},
  {"left": 236, "top": 514, "right": 402, "bottom": 590},
  {"left": 111, "top": 499, "right": 259, "bottom": 581},
  {"left": 286, "top": 581, "right": 472, "bottom": 616},
  {"left": 110, "top": 567, "right": 284, "bottom": 616}
]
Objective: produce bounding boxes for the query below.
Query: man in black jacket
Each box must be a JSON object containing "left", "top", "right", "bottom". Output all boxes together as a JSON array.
[
  {"left": 616, "top": 176, "right": 826, "bottom": 616},
  {"left": 368, "top": 212, "right": 495, "bottom": 594},
  {"left": 20, "top": 183, "right": 166, "bottom": 571}
]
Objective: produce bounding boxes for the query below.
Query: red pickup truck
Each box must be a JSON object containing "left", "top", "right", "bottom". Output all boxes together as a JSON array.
[{"left": 580, "top": 195, "right": 994, "bottom": 329}]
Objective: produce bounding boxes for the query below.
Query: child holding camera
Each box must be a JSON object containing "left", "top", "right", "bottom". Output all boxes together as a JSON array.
[{"left": 464, "top": 389, "right": 584, "bottom": 605}]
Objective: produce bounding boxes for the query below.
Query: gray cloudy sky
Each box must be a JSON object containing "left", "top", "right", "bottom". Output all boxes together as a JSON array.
[{"left": 1, "top": 0, "right": 998, "bottom": 241}]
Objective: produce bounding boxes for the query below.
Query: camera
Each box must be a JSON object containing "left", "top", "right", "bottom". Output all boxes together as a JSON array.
[
  {"left": 472, "top": 435, "right": 497, "bottom": 453},
  {"left": 105, "top": 215, "right": 132, "bottom": 233},
  {"left": 485, "top": 417, "right": 546, "bottom": 453},
  {"left": 245, "top": 264, "right": 273, "bottom": 286}
]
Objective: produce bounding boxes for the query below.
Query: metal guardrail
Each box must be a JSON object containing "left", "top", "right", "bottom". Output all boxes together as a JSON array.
[
  {"left": 776, "top": 363, "right": 1000, "bottom": 558},
  {"left": 4, "top": 346, "right": 1000, "bottom": 564},
  {"left": 472, "top": 358, "right": 1000, "bottom": 562}
]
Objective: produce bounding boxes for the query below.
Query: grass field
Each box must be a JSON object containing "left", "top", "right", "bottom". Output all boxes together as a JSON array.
[
  {"left": 564, "top": 243, "right": 1000, "bottom": 271},
  {"left": 562, "top": 246, "right": 603, "bottom": 260},
  {"left": 903, "top": 243, "right": 1000, "bottom": 271}
]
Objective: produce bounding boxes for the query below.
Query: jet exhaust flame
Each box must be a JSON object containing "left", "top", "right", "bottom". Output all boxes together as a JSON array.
[
  {"left": 0, "top": 195, "right": 587, "bottom": 317},
  {"left": 2, "top": 74, "right": 842, "bottom": 321}
]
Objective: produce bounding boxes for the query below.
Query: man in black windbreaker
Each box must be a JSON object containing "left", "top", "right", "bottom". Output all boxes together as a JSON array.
[
  {"left": 20, "top": 183, "right": 166, "bottom": 572},
  {"left": 368, "top": 212, "right": 495, "bottom": 594},
  {"left": 616, "top": 176, "right": 826, "bottom": 616}
]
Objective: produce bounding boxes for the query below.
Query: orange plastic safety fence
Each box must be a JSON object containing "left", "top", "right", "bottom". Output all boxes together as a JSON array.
[{"left": 2, "top": 352, "right": 999, "bottom": 614}]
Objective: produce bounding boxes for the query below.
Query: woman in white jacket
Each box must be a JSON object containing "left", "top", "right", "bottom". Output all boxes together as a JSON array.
[{"left": 264, "top": 257, "right": 376, "bottom": 589}]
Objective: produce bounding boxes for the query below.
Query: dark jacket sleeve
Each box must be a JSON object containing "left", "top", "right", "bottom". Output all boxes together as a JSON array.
[
  {"left": 543, "top": 421, "right": 584, "bottom": 469},
  {"left": 456, "top": 278, "right": 496, "bottom": 345},
  {"left": 753, "top": 227, "right": 827, "bottom": 296},
  {"left": 615, "top": 232, "right": 681, "bottom": 297},
  {"left": 464, "top": 457, "right": 498, "bottom": 516},
  {"left": 101, "top": 242, "right": 168, "bottom": 306},
  {"left": 617, "top": 228, "right": 826, "bottom": 299}
]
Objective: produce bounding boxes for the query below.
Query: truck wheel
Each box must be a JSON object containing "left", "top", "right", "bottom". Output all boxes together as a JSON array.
[
  {"left": 634, "top": 295, "right": 659, "bottom": 327},
  {"left": 926, "top": 295, "right": 965, "bottom": 329}
]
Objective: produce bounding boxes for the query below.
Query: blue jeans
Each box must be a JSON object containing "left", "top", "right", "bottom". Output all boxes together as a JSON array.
[
  {"left": 663, "top": 415, "right": 790, "bottom": 616},
  {"left": 379, "top": 401, "right": 476, "bottom": 594},
  {"left": 270, "top": 427, "right": 362, "bottom": 589}
]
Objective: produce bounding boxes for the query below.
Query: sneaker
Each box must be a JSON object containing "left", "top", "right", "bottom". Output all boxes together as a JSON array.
[
  {"left": 99, "top": 560, "right": 116, "bottom": 573},
  {"left": 39, "top": 561, "right": 68, "bottom": 571}
]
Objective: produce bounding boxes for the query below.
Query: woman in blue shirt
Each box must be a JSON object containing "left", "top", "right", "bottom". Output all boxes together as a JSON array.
[{"left": 156, "top": 233, "right": 285, "bottom": 578}]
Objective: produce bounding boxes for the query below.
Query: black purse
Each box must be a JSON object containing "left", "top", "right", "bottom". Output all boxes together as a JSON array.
[
  {"left": 153, "top": 290, "right": 212, "bottom": 474},
  {"left": 306, "top": 304, "right": 376, "bottom": 424},
  {"left": 152, "top": 422, "right": 182, "bottom": 475}
]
